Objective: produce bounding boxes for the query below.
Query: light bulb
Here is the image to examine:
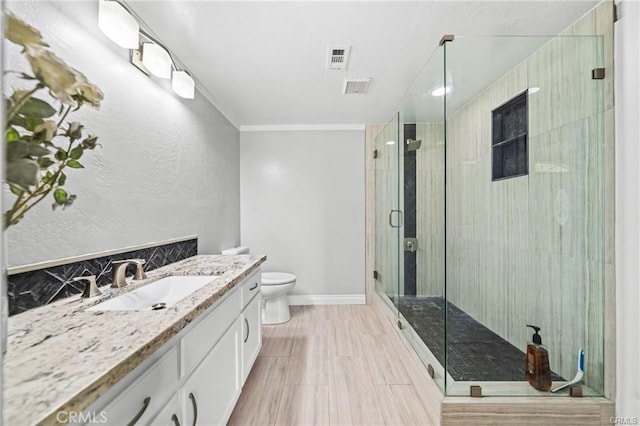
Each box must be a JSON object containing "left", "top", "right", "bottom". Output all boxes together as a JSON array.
[{"left": 98, "top": 0, "right": 139, "bottom": 49}]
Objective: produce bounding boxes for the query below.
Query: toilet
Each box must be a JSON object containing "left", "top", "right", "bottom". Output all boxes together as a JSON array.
[{"left": 221, "top": 247, "right": 297, "bottom": 324}]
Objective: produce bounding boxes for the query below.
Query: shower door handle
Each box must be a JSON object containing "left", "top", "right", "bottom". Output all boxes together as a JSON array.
[{"left": 389, "top": 210, "right": 403, "bottom": 228}]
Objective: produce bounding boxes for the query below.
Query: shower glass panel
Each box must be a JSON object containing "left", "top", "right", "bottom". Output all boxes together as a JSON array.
[
  {"left": 376, "top": 32, "right": 606, "bottom": 398},
  {"left": 396, "top": 46, "right": 447, "bottom": 392},
  {"left": 443, "top": 35, "right": 605, "bottom": 396},
  {"left": 374, "top": 113, "right": 401, "bottom": 316}
]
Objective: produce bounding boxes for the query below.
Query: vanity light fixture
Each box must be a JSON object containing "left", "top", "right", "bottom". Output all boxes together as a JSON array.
[
  {"left": 172, "top": 70, "right": 195, "bottom": 99},
  {"left": 98, "top": 1, "right": 197, "bottom": 100},
  {"left": 141, "top": 42, "right": 172, "bottom": 79},
  {"left": 98, "top": 0, "right": 139, "bottom": 49}
]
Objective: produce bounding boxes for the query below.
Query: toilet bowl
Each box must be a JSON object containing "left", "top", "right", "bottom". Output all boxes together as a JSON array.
[
  {"left": 221, "top": 247, "right": 297, "bottom": 325},
  {"left": 261, "top": 272, "right": 296, "bottom": 324}
]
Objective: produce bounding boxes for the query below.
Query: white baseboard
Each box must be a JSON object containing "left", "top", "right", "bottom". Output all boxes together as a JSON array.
[{"left": 288, "top": 294, "right": 366, "bottom": 305}]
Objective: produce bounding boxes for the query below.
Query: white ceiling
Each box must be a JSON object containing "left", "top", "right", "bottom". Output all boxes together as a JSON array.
[{"left": 123, "top": 1, "right": 599, "bottom": 128}]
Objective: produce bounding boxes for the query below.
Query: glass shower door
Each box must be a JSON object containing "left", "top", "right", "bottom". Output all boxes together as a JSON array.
[
  {"left": 374, "top": 114, "right": 401, "bottom": 315},
  {"left": 395, "top": 46, "right": 447, "bottom": 392}
]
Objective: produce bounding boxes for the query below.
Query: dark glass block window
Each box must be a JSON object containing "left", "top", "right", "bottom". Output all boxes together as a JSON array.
[{"left": 492, "top": 91, "right": 528, "bottom": 180}]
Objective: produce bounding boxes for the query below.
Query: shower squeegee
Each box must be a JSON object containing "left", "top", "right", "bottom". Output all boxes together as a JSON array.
[{"left": 550, "top": 349, "right": 585, "bottom": 393}]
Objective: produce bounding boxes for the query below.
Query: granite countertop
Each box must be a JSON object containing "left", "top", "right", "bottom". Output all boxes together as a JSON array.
[{"left": 5, "top": 254, "right": 266, "bottom": 426}]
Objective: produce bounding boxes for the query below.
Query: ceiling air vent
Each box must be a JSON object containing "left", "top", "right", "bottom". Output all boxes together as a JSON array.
[
  {"left": 343, "top": 77, "right": 372, "bottom": 94},
  {"left": 327, "top": 46, "right": 351, "bottom": 70}
]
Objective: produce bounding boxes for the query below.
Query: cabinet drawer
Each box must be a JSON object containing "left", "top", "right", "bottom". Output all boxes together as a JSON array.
[
  {"left": 181, "top": 288, "right": 241, "bottom": 376},
  {"left": 97, "top": 346, "right": 178, "bottom": 426},
  {"left": 241, "top": 271, "right": 261, "bottom": 309}
]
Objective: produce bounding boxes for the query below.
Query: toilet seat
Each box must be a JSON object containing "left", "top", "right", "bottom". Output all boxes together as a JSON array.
[{"left": 262, "top": 272, "right": 296, "bottom": 286}]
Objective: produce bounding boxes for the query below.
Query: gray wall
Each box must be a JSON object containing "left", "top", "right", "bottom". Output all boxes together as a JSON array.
[
  {"left": 4, "top": 1, "right": 240, "bottom": 267},
  {"left": 240, "top": 128, "right": 365, "bottom": 300}
]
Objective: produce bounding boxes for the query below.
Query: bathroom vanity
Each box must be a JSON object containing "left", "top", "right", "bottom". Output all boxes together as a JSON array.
[{"left": 5, "top": 254, "right": 265, "bottom": 425}]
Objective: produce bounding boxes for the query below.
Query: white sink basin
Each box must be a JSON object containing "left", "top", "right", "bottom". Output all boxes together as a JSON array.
[{"left": 87, "top": 275, "right": 217, "bottom": 311}]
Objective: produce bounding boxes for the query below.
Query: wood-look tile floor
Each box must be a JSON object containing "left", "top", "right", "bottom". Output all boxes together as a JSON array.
[{"left": 229, "top": 304, "right": 442, "bottom": 426}]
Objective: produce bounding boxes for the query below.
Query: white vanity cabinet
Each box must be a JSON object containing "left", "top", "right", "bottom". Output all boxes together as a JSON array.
[{"left": 82, "top": 268, "right": 262, "bottom": 426}]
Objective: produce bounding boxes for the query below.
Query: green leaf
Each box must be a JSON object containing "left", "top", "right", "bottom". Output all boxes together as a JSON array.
[
  {"left": 6, "top": 141, "right": 28, "bottom": 161},
  {"left": 9, "top": 115, "right": 28, "bottom": 129},
  {"left": 55, "top": 150, "right": 67, "bottom": 161},
  {"left": 42, "top": 171, "right": 55, "bottom": 184},
  {"left": 69, "top": 146, "right": 84, "bottom": 160},
  {"left": 18, "top": 97, "right": 56, "bottom": 119},
  {"left": 6, "top": 158, "right": 39, "bottom": 187},
  {"left": 6, "top": 127, "right": 20, "bottom": 142},
  {"left": 9, "top": 184, "right": 25, "bottom": 197},
  {"left": 28, "top": 144, "right": 50, "bottom": 157},
  {"left": 25, "top": 117, "right": 45, "bottom": 132},
  {"left": 53, "top": 188, "right": 68, "bottom": 204},
  {"left": 37, "top": 157, "right": 55, "bottom": 168},
  {"left": 58, "top": 172, "right": 67, "bottom": 186},
  {"left": 8, "top": 141, "right": 51, "bottom": 161},
  {"left": 66, "top": 159, "right": 84, "bottom": 169}
]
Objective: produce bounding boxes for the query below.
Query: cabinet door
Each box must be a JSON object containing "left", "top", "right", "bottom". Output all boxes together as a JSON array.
[
  {"left": 148, "top": 393, "right": 181, "bottom": 426},
  {"left": 182, "top": 318, "right": 241, "bottom": 426},
  {"left": 242, "top": 294, "right": 262, "bottom": 383},
  {"left": 181, "top": 288, "right": 241, "bottom": 378}
]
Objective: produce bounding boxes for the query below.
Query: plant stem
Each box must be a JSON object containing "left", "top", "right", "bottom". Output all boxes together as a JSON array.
[{"left": 56, "top": 105, "right": 73, "bottom": 129}]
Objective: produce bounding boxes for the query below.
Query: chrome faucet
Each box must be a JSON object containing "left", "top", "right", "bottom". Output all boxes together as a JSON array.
[
  {"left": 111, "top": 259, "right": 147, "bottom": 288},
  {"left": 73, "top": 275, "right": 102, "bottom": 298}
]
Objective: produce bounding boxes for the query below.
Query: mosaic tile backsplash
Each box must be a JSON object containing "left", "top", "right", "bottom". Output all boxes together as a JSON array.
[{"left": 7, "top": 238, "right": 197, "bottom": 316}]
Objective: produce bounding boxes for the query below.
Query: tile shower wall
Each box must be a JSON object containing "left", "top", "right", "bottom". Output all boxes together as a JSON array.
[
  {"left": 7, "top": 238, "right": 197, "bottom": 316},
  {"left": 443, "top": 3, "right": 613, "bottom": 394},
  {"left": 416, "top": 123, "right": 445, "bottom": 297}
]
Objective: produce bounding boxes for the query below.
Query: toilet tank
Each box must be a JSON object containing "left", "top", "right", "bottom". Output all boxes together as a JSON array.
[{"left": 221, "top": 246, "right": 249, "bottom": 255}]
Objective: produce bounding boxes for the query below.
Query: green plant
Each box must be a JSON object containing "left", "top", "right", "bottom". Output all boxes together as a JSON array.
[{"left": 4, "top": 12, "right": 103, "bottom": 229}]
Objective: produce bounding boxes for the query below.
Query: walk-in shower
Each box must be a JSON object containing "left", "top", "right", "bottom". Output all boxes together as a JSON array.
[{"left": 374, "top": 27, "right": 610, "bottom": 398}]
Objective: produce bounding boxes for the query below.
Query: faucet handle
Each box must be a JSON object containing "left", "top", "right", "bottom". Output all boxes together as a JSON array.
[
  {"left": 131, "top": 259, "right": 147, "bottom": 280},
  {"left": 73, "top": 275, "right": 102, "bottom": 298},
  {"left": 112, "top": 258, "right": 147, "bottom": 280}
]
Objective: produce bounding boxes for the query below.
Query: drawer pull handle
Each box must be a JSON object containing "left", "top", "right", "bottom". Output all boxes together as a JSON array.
[
  {"left": 249, "top": 283, "right": 258, "bottom": 291},
  {"left": 244, "top": 317, "right": 250, "bottom": 343},
  {"left": 127, "top": 396, "right": 150, "bottom": 426},
  {"left": 189, "top": 392, "right": 198, "bottom": 426},
  {"left": 171, "top": 414, "right": 180, "bottom": 426}
]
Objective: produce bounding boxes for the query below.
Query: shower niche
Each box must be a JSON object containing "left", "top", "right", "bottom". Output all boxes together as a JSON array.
[{"left": 373, "top": 15, "right": 612, "bottom": 404}]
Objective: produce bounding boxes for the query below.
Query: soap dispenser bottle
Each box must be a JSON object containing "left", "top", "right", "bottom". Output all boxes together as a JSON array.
[{"left": 526, "top": 325, "right": 552, "bottom": 391}]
